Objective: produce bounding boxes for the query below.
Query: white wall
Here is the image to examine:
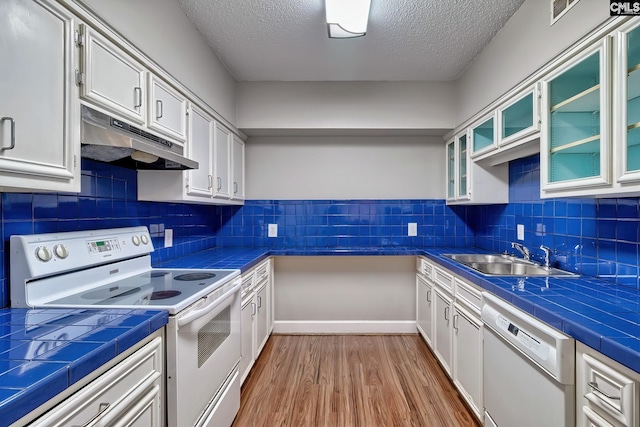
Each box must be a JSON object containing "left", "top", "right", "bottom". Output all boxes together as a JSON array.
[
  {"left": 80, "top": 0, "right": 237, "bottom": 124},
  {"left": 456, "top": 0, "right": 610, "bottom": 124},
  {"left": 245, "top": 136, "right": 445, "bottom": 200},
  {"left": 274, "top": 256, "right": 416, "bottom": 333},
  {"left": 236, "top": 81, "right": 455, "bottom": 132}
]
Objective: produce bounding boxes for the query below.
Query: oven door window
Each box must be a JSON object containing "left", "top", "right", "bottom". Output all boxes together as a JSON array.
[{"left": 197, "top": 305, "right": 231, "bottom": 368}]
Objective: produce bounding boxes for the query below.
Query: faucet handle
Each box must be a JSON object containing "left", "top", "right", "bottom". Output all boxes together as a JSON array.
[{"left": 540, "top": 245, "right": 552, "bottom": 268}]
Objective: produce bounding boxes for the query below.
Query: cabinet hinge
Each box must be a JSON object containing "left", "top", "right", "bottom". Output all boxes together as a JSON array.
[
  {"left": 74, "top": 30, "right": 85, "bottom": 48},
  {"left": 74, "top": 155, "right": 77, "bottom": 169},
  {"left": 75, "top": 70, "right": 84, "bottom": 86}
]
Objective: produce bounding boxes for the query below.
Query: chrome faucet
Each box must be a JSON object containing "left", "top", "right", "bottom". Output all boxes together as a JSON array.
[
  {"left": 511, "top": 242, "right": 530, "bottom": 261},
  {"left": 540, "top": 245, "right": 552, "bottom": 269}
]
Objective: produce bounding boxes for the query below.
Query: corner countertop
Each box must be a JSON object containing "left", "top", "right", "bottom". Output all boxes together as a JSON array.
[
  {"left": 159, "top": 246, "right": 640, "bottom": 374},
  {"left": 0, "top": 308, "right": 167, "bottom": 426}
]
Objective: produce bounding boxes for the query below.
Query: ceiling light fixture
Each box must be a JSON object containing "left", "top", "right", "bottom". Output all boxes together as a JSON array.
[{"left": 325, "top": 0, "right": 371, "bottom": 39}]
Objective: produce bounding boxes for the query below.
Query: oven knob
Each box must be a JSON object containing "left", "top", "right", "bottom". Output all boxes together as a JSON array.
[
  {"left": 35, "top": 246, "right": 52, "bottom": 262},
  {"left": 132, "top": 235, "right": 141, "bottom": 246},
  {"left": 54, "top": 244, "right": 69, "bottom": 259},
  {"left": 140, "top": 234, "right": 149, "bottom": 245}
]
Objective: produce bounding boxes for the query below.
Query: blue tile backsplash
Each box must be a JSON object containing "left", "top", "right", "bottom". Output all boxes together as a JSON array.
[
  {"left": 475, "top": 154, "right": 640, "bottom": 290},
  {"left": 2, "top": 153, "right": 640, "bottom": 308},
  {"left": 215, "top": 200, "right": 475, "bottom": 249}
]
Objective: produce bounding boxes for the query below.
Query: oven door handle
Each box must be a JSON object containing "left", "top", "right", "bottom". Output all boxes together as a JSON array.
[{"left": 177, "top": 280, "right": 241, "bottom": 328}]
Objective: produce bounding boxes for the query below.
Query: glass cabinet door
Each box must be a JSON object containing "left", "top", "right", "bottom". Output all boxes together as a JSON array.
[
  {"left": 458, "top": 133, "right": 469, "bottom": 199},
  {"left": 618, "top": 22, "right": 640, "bottom": 182},
  {"left": 498, "top": 85, "right": 539, "bottom": 146},
  {"left": 447, "top": 140, "right": 455, "bottom": 199},
  {"left": 471, "top": 115, "right": 495, "bottom": 155},
  {"left": 541, "top": 37, "right": 611, "bottom": 190}
]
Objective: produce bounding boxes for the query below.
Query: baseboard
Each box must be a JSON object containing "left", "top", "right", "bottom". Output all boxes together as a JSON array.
[{"left": 273, "top": 320, "right": 418, "bottom": 334}]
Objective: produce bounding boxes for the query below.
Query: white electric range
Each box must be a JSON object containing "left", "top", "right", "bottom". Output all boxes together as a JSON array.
[{"left": 10, "top": 226, "right": 242, "bottom": 427}]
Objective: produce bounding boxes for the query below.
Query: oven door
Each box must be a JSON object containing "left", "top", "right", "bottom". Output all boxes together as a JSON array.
[{"left": 166, "top": 278, "right": 241, "bottom": 427}]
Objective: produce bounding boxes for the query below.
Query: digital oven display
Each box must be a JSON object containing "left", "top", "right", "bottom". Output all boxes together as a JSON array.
[{"left": 86, "top": 238, "right": 121, "bottom": 255}]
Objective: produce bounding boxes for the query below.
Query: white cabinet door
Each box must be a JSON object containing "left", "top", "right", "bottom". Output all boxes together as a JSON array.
[
  {"left": 148, "top": 75, "right": 187, "bottom": 142},
  {"left": 433, "top": 287, "right": 453, "bottom": 375},
  {"left": 416, "top": 274, "right": 433, "bottom": 346},
  {"left": 213, "top": 122, "right": 231, "bottom": 199},
  {"left": 81, "top": 24, "right": 146, "bottom": 125},
  {"left": 232, "top": 135, "right": 245, "bottom": 200},
  {"left": 187, "top": 105, "right": 214, "bottom": 197},
  {"left": 0, "top": 0, "right": 79, "bottom": 192},
  {"left": 240, "top": 295, "right": 256, "bottom": 384},
  {"left": 453, "top": 303, "right": 483, "bottom": 420},
  {"left": 255, "top": 282, "right": 269, "bottom": 356}
]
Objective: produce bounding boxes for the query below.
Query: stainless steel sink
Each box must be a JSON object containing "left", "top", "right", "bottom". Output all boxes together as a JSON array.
[{"left": 443, "top": 253, "right": 578, "bottom": 277}]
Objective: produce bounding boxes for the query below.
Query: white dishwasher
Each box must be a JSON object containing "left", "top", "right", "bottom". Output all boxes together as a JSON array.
[{"left": 481, "top": 292, "right": 575, "bottom": 427}]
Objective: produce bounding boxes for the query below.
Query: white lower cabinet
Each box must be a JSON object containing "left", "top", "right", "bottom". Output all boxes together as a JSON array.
[
  {"left": 239, "top": 259, "right": 273, "bottom": 385},
  {"left": 416, "top": 273, "right": 434, "bottom": 346},
  {"left": 25, "top": 335, "right": 163, "bottom": 427},
  {"left": 576, "top": 341, "right": 640, "bottom": 427},
  {"left": 433, "top": 286, "right": 453, "bottom": 375},
  {"left": 416, "top": 257, "right": 483, "bottom": 423},
  {"left": 452, "top": 301, "right": 483, "bottom": 420}
]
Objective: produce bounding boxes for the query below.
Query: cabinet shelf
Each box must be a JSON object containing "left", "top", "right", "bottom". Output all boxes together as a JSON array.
[
  {"left": 551, "top": 85, "right": 600, "bottom": 113},
  {"left": 550, "top": 134, "right": 600, "bottom": 154}
]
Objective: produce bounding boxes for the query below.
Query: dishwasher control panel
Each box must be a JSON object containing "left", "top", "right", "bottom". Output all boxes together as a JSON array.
[{"left": 496, "top": 313, "right": 549, "bottom": 359}]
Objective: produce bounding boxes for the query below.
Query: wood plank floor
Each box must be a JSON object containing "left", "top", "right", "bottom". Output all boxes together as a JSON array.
[{"left": 232, "top": 335, "right": 481, "bottom": 427}]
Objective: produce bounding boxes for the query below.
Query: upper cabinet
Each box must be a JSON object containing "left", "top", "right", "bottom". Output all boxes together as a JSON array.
[
  {"left": 446, "top": 131, "right": 508, "bottom": 205},
  {"left": 498, "top": 85, "right": 540, "bottom": 148},
  {"left": 540, "top": 36, "right": 612, "bottom": 196},
  {"left": 232, "top": 136, "right": 245, "bottom": 201},
  {"left": 615, "top": 20, "right": 640, "bottom": 185},
  {"left": 137, "top": 106, "right": 245, "bottom": 205},
  {"left": 80, "top": 25, "right": 147, "bottom": 125},
  {"left": 147, "top": 75, "right": 188, "bottom": 142},
  {"left": 79, "top": 25, "right": 187, "bottom": 144},
  {"left": 470, "top": 114, "right": 496, "bottom": 157},
  {"left": 0, "top": 0, "right": 80, "bottom": 193}
]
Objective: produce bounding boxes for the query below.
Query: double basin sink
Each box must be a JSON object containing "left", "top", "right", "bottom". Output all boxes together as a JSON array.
[{"left": 444, "top": 253, "right": 578, "bottom": 277}]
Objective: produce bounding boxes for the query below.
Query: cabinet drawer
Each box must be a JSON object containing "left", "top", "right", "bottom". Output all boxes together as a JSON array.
[
  {"left": 255, "top": 260, "right": 271, "bottom": 284},
  {"left": 241, "top": 272, "right": 255, "bottom": 299},
  {"left": 577, "top": 345, "right": 639, "bottom": 427},
  {"left": 433, "top": 266, "right": 453, "bottom": 294},
  {"left": 30, "top": 337, "right": 163, "bottom": 427},
  {"left": 416, "top": 257, "right": 433, "bottom": 279},
  {"left": 582, "top": 406, "right": 617, "bottom": 427},
  {"left": 454, "top": 278, "right": 482, "bottom": 313}
]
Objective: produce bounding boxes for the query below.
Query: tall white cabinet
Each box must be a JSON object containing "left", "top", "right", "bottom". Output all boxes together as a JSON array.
[{"left": 0, "top": 0, "right": 80, "bottom": 192}]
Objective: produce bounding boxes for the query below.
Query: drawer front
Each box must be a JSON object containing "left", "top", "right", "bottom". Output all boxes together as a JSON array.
[
  {"left": 30, "top": 337, "right": 163, "bottom": 427},
  {"left": 454, "top": 278, "right": 482, "bottom": 313},
  {"left": 241, "top": 272, "right": 255, "bottom": 299},
  {"left": 416, "top": 257, "right": 433, "bottom": 279},
  {"left": 579, "top": 350, "right": 638, "bottom": 427},
  {"left": 433, "top": 266, "right": 453, "bottom": 294},
  {"left": 582, "top": 405, "right": 617, "bottom": 427},
  {"left": 255, "top": 259, "right": 271, "bottom": 284}
]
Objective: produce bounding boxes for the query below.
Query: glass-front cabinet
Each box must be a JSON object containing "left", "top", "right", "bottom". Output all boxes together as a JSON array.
[
  {"left": 498, "top": 85, "right": 540, "bottom": 147},
  {"left": 446, "top": 132, "right": 470, "bottom": 202},
  {"left": 616, "top": 20, "right": 640, "bottom": 184},
  {"left": 470, "top": 114, "right": 496, "bottom": 157},
  {"left": 540, "top": 37, "right": 612, "bottom": 195}
]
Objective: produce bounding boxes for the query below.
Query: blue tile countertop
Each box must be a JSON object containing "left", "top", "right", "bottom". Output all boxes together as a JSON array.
[
  {"left": 0, "top": 308, "right": 167, "bottom": 426},
  {"left": 160, "top": 246, "right": 640, "bottom": 374}
]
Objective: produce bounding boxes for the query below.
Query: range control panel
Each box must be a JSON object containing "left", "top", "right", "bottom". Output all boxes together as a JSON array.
[{"left": 11, "top": 227, "right": 154, "bottom": 280}]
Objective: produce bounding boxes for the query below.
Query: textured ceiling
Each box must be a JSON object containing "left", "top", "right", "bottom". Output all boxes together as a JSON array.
[{"left": 176, "top": 0, "right": 526, "bottom": 82}]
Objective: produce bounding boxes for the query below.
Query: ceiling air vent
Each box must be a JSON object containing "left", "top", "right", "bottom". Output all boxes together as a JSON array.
[{"left": 551, "top": 0, "right": 580, "bottom": 25}]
